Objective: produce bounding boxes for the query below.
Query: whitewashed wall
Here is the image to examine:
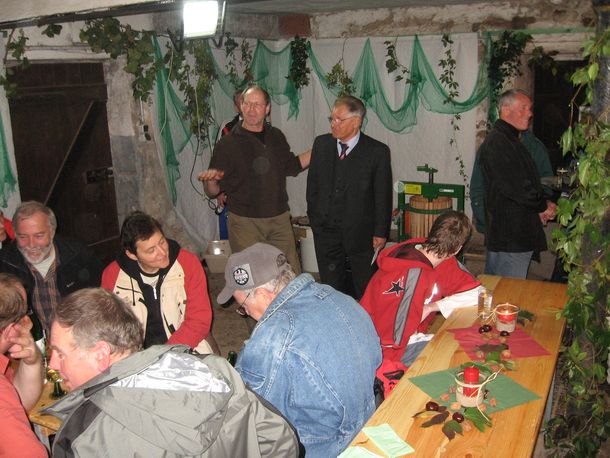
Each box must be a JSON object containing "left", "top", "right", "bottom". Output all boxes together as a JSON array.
[{"left": 171, "top": 33, "right": 481, "bottom": 246}]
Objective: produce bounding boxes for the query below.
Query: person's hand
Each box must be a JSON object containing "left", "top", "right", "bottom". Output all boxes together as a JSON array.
[
  {"left": 197, "top": 169, "right": 225, "bottom": 182},
  {"left": 298, "top": 149, "right": 312, "bottom": 169},
  {"left": 217, "top": 192, "right": 228, "bottom": 207},
  {"left": 372, "top": 236, "right": 387, "bottom": 250},
  {"left": 539, "top": 201, "right": 557, "bottom": 225},
  {"left": 7, "top": 318, "right": 41, "bottom": 366},
  {"left": 421, "top": 302, "right": 439, "bottom": 322}
]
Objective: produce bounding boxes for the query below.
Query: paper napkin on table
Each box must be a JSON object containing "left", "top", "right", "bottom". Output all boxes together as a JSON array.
[
  {"left": 449, "top": 324, "right": 550, "bottom": 360},
  {"left": 409, "top": 367, "right": 540, "bottom": 413},
  {"left": 361, "top": 423, "right": 414, "bottom": 457},
  {"left": 338, "top": 446, "right": 384, "bottom": 457}
]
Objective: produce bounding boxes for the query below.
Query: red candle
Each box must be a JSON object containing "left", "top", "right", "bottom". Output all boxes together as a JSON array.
[{"left": 463, "top": 366, "right": 479, "bottom": 396}]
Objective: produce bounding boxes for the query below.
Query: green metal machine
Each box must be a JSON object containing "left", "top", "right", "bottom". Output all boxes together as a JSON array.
[{"left": 397, "top": 164, "right": 465, "bottom": 242}]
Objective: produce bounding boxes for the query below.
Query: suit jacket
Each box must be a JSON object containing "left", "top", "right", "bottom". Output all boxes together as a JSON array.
[{"left": 307, "top": 132, "right": 392, "bottom": 254}]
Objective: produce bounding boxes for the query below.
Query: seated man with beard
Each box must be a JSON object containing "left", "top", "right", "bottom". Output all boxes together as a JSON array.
[{"left": 0, "top": 201, "right": 103, "bottom": 338}]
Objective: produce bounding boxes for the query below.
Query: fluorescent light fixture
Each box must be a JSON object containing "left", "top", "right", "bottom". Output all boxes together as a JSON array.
[{"left": 183, "top": 0, "right": 226, "bottom": 39}]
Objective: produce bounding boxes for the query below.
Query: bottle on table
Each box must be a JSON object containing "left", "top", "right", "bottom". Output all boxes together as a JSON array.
[{"left": 227, "top": 351, "right": 238, "bottom": 367}]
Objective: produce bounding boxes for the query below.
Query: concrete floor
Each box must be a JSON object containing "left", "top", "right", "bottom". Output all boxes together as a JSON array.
[{"left": 206, "top": 270, "right": 256, "bottom": 357}]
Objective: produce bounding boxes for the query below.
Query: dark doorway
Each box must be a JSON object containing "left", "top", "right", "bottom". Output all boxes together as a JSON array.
[
  {"left": 533, "top": 60, "right": 586, "bottom": 172},
  {"left": 7, "top": 62, "right": 119, "bottom": 264}
]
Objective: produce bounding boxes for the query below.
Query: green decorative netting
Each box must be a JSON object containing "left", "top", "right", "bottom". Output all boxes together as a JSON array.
[
  {"left": 152, "top": 33, "right": 493, "bottom": 202},
  {"left": 309, "top": 36, "right": 490, "bottom": 133},
  {"left": 0, "top": 109, "right": 16, "bottom": 207}
]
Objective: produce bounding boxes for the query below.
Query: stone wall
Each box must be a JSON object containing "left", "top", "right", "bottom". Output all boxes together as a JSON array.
[
  {"left": 310, "top": 0, "right": 594, "bottom": 38},
  {"left": 103, "top": 57, "right": 200, "bottom": 254}
]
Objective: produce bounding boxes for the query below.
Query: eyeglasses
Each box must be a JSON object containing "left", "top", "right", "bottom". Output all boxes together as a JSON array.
[
  {"left": 328, "top": 115, "right": 359, "bottom": 124},
  {"left": 242, "top": 101, "right": 266, "bottom": 110},
  {"left": 235, "top": 291, "right": 252, "bottom": 316}
]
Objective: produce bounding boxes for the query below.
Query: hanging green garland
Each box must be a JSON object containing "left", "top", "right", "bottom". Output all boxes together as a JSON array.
[
  {"left": 439, "top": 33, "right": 467, "bottom": 186},
  {"left": 0, "top": 29, "right": 31, "bottom": 98},
  {"left": 384, "top": 37, "right": 411, "bottom": 82},
  {"left": 487, "top": 31, "right": 532, "bottom": 122},
  {"left": 288, "top": 35, "right": 311, "bottom": 90}
]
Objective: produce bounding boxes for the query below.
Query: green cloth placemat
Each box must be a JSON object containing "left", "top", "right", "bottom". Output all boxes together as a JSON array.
[
  {"left": 408, "top": 367, "right": 540, "bottom": 414},
  {"left": 361, "top": 423, "right": 414, "bottom": 457},
  {"left": 338, "top": 446, "right": 383, "bottom": 457}
]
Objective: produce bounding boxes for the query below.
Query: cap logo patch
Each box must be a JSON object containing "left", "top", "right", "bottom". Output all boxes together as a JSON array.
[{"left": 233, "top": 266, "right": 250, "bottom": 286}]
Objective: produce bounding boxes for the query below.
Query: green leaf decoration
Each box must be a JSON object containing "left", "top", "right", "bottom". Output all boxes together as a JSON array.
[
  {"left": 501, "top": 359, "right": 516, "bottom": 371},
  {"left": 485, "top": 351, "right": 501, "bottom": 362},
  {"left": 442, "top": 420, "right": 463, "bottom": 440},
  {"left": 421, "top": 411, "right": 449, "bottom": 428},
  {"left": 517, "top": 310, "right": 534, "bottom": 321},
  {"left": 459, "top": 361, "right": 492, "bottom": 377},
  {"left": 464, "top": 407, "right": 492, "bottom": 432},
  {"left": 412, "top": 410, "right": 439, "bottom": 419},
  {"left": 477, "top": 343, "right": 508, "bottom": 353}
]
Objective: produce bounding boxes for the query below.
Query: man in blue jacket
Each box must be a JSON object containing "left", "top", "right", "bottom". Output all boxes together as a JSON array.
[{"left": 217, "top": 243, "right": 382, "bottom": 458}]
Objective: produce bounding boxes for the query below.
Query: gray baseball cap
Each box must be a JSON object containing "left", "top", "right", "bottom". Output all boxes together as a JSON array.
[{"left": 217, "top": 243, "right": 289, "bottom": 304}]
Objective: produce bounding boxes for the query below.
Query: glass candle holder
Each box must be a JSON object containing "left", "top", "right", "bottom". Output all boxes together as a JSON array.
[{"left": 495, "top": 303, "right": 520, "bottom": 333}]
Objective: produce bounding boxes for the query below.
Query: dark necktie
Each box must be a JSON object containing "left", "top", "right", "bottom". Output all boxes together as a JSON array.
[{"left": 339, "top": 142, "right": 348, "bottom": 160}]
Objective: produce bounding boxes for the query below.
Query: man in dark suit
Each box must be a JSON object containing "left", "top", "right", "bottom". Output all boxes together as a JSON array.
[{"left": 307, "top": 96, "right": 392, "bottom": 299}]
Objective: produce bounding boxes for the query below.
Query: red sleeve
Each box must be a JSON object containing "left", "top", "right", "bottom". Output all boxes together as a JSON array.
[
  {"left": 4, "top": 219, "right": 15, "bottom": 240},
  {"left": 101, "top": 261, "right": 120, "bottom": 291},
  {"left": 167, "top": 250, "right": 213, "bottom": 348},
  {"left": 0, "top": 377, "right": 48, "bottom": 458},
  {"left": 435, "top": 258, "right": 480, "bottom": 297}
]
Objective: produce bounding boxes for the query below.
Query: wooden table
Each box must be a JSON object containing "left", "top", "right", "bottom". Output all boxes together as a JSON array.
[
  {"left": 351, "top": 276, "right": 568, "bottom": 457},
  {"left": 28, "top": 380, "right": 63, "bottom": 436}
]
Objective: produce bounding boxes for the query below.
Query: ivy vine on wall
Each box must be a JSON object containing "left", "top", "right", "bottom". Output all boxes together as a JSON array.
[
  {"left": 384, "top": 37, "right": 411, "bottom": 82},
  {"left": 545, "top": 27, "right": 610, "bottom": 458},
  {"left": 439, "top": 33, "right": 467, "bottom": 186},
  {"left": 80, "top": 19, "right": 160, "bottom": 101},
  {"left": 487, "top": 30, "right": 532, "bottom": 121},
  {"left": 79, "top": 18, "right": 218, "bottom": 145},
  {"left": 0, "top": 29, "right": 31, "bottom": 97},
  {"left": 224, "top": 33, "right": 252, "bottom": 88}
]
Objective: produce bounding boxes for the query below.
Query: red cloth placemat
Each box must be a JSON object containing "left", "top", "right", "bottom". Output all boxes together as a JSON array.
[{"left": 449, "top": 324, "right": 550, "bottom": 359}]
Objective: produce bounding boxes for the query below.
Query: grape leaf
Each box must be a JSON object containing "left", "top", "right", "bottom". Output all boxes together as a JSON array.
[
  {"left": 485, "top": 351, "right": 501, "bottom": 362},
  {"left": 459, "top": 361, "right": 492, "bottom": 376},
  {"left": 477, "top": 343, "right": 508, "bottom": 353},
  {"left": 421, "top": 411, "right": 449, "bottom": 427},
  {"left": 412, "top": 410, "right": 439, "bottom": 419},
  {"left": 502, "top": 359, "right": 516, "bottom": 370},
  {"left": 518, "top": 309, "right": 534, "bottom": 321},
  {"left": 442, "top": 419, "right": 464, "bottom": 440},
  {"left": 464, "top": 407, "right": 492, "bottom": 432}
]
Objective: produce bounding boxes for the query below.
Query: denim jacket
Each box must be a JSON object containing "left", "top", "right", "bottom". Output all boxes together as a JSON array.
[{"left": 236, "top": 274, "right": 382, "bottom": 457}]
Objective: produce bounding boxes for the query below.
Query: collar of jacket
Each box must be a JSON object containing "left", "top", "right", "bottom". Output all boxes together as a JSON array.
[
  {"left": 233, "top": 121, "right": 274, "bottom": 139},
  {"left": 495, "top": 119, "right": 523, "bottom": 139},
  {"left": 376, "top": 238, "right": 435, "bottom": 272},
  {"left": 257, "top": 273, "right": 317, "bottom": 326}
]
